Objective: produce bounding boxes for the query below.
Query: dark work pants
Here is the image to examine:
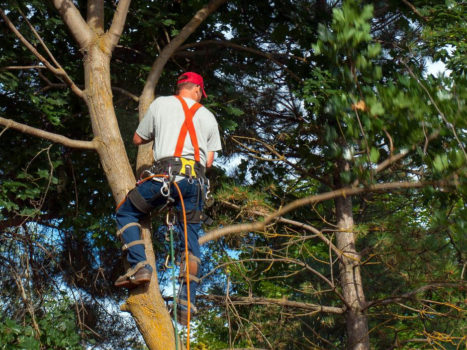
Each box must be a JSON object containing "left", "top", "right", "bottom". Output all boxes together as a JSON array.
[{"left": 115, "top": 177, "right": 204, "bottom": 306}]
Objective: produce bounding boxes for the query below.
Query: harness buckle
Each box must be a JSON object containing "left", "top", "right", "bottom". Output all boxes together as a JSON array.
[{"left": 179, "top": 158, "right": 197, "bottom": 178}]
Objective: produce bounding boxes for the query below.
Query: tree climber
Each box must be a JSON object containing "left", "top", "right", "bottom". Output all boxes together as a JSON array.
[{"left": 114, "top": 72, "right": 222, "bottom": 325}]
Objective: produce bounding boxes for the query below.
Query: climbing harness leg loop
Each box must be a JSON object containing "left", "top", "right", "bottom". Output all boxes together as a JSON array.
[{"left": 116, "top": 222, "right": 141, "bottom": 239}]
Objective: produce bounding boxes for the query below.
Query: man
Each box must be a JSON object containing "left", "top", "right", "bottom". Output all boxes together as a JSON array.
[{"left": 114, "top": 72, "right": 222, "bottom": 325}]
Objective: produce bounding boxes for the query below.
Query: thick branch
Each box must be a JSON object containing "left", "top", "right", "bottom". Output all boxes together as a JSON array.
[
  {"left": 87, "top": 0, "right": 104, "bottom": 33},
  {"left": 0, "top": 117, "right": 97, "bottom": 150},
  {"left": 139, "top": 0, "right": 228, "bottom": 111},
  {"left": 106, "top": 0, "right": 131, "bottom": 51},
  {"left": 201, "top": 294, "right": 345, "bottom": 314},
  {"left": 51, "top": 0, "right": 93, "bottom": 49},
  {"left": 200, "top": 180, "right": 453, "bottom": 245}
]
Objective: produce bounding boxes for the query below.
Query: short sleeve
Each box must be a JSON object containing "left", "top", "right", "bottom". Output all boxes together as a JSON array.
[
  {"left": 136, "top": 103, "right": 156, "bottom": 141},
  {"left": 207, "top": 117, "right": 222, "bottom": 152}
]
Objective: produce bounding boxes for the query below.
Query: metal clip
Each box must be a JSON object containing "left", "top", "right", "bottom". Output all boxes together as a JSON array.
[
  {"left": 166, "top": 211, "right": 176, "bottom": 226},
  {"left": 164, "top": 255, "right": 171, "bottom": 269},
  {"left": 205, "top": 179, "right": 212, "bottom": 201},
  {"left": 161, "top": 178, "right": 170, "bottom": 197}
]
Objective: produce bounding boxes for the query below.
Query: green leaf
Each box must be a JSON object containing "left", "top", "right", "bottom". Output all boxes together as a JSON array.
[
  {"left": 433, "top": 154, "right": 449, "bottom": 171},
  {"left": 370, "top": 147, "right": 380, "bottom": 163},
  {"left": 369, "top": 101, "right": 384, "bottom": 116}
]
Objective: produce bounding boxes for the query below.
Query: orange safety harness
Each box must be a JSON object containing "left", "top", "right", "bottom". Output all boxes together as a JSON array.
[{"left": 174, "top": 95, "right": 202, "bottom": 162}]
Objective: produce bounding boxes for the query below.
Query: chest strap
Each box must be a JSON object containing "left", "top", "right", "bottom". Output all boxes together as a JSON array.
[{"left": 174, "top": 95, "right": 202, "bottom": 162}]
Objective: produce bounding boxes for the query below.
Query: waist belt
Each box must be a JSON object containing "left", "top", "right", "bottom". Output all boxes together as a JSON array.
[{"left": 150, "top": 157, "right": 206, "bottom": 179}]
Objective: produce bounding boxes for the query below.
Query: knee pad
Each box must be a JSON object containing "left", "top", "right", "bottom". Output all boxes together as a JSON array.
[{"left": 179, "top": 253, "right": 201, "bottom": 283}]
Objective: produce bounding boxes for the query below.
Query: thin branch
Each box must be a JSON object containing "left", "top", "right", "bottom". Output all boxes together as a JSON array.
[
  {"left": 36, "top": 77, "right": 139, "bottom": 102},
  {"left": 18, "top": 8, "right": 62, "bottom": 69},
  {"left": 112, "top": 86, "right": 139, "bottom": 102},
  {"left": 201, "top": 294, "right": 345, "bottom": 314},
  {"left": 364, "top": 282, "right": 465, "bottom": 310},
  {"left": 0, "top": 65, "right": 46, "bottom": 71},
  {"left": 401, "top": 0, "right": 427, "bottom": 21},
  {"left": 0, "top": 8, "right": 84, "bottom": 98},
  {"left": 178, "top": 40, "right": 301, "bottom": 82},
  {"left": 0, "top": 117, "right": 98, "bottom": 150},
  {"left": 106, "top": 0, "right": 131, "bottom": 51},
  {"left": 401, "top": 60, "right": 467, "bottom": 161},
  {"left": 200, "top": 180, "right": 456, "bottom": 245}
]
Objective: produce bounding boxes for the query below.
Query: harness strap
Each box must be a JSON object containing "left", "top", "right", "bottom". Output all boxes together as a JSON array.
[
  {"left": 178, "top": 209, "right": 202, "bottom": 224},
  {"left": 116, "top": 222, "right": 142, "bottom": 239},
  {"left": 186, "top": 274, "right": 200, "bottom": 283},
  {"left": 127, "top": 187, "right": 156, "bottom": 214},
  {"left": 175, "top": 298, "right": 198, "bottom": 313},
  {"left": 174, "top": 95, "right": 202, "bottom": 162},
  {"left": 122, "top": 239, "right": 145, "bottom": 252}
]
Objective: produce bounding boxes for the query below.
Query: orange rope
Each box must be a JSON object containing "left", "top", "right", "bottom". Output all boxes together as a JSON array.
[
  {"left": 115, "top": 174, "right": 192, "bottom": 349},
  {"left": 172, "top": 181, "right": 191, "bottom": 350}
]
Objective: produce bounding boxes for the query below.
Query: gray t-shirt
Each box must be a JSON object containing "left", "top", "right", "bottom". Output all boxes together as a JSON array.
[{"left": 136, "top": 95, "right": 222, "bottom": 167}]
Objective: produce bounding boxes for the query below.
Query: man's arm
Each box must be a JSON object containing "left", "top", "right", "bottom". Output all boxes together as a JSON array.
[
  {"left": 133, "top": 132, "right": 151, "bottom": 145},
  {"left": 206, "top": 151, "right": 215, "bottom": 168}
]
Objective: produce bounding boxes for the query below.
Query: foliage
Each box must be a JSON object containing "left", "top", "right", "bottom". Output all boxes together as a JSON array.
[{"left": 0, "top": 296, "right": 82, "bottom": 350}]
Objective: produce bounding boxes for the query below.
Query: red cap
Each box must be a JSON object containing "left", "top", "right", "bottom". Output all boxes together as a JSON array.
[{"left": 177, "top": 72, "right": 207, "bottom": 98}]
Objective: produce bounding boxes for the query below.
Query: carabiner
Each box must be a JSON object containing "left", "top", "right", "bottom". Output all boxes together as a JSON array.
[{"left": 161, "top": 179, "right": 170, "bottom": 197}]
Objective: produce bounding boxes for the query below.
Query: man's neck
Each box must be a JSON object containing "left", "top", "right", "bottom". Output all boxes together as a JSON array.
[{"left": 178, "top": 90, "right": 200, "bottom": 102}]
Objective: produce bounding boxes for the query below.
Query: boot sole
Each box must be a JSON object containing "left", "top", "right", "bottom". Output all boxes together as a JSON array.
[{"left": 114, "top": 276, "right": 151, "bottom": 288}]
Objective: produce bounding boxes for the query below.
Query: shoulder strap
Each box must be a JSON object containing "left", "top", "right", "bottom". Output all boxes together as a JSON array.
[{"left": 174, "top": 95, "right": 202, "bottom": 162}]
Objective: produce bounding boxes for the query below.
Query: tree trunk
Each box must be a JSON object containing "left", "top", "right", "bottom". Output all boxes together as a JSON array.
[
  {"left": 334, "top": 161, "right": 370, "bottom": 350},
  {"left": 83, "top": 41, "right": 176, "bottom": 350}
]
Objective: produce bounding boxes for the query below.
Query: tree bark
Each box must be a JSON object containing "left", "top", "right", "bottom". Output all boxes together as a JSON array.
[
  {"left": 82, "top": 40, "right": 176, "bottom": 350},
  {"left": 334, "top": 161, "right": 370, "bottom": 350}
]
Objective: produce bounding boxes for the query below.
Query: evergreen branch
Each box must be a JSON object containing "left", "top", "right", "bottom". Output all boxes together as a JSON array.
[
  {"left": 375, "top": 130, "right": 440, "bottom": 173},
  {"left": 401, "top": 60, "right": 467, "bottom": 161},
  {"left": 200, "top": 180, "right": 457, "bottom": 245},
  {"left": 200, "top": 294, "right": 345, "bottom": 314},
  {"left": 218, "top": 199, "right": 341, "bottom": 257},
  {"left": 364, "top": 282, "right": 466, "bottom": 310},
  {"left": 0, "top": 117, "right": 98, "bottom": 150}
]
